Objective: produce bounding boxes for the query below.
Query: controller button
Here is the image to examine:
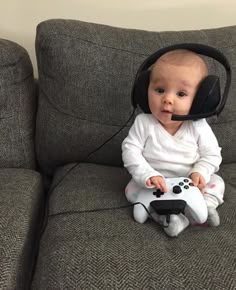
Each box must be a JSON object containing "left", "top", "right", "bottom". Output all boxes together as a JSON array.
[
  {"left": 184, "top": 185, "right": 189, "bottom": 189},
  {"left": 184, "top": 179, "right": 189, "bottom": 183},
  {"left": 173, "top": 185, "right": 182, "bottom": 194},
  {"left": 153, "top": 189, "right": 164, "bottom": 197},
  {"left": 179, "top": 182, "right": 184, "bottom": 186},
  {"left": 189, "top": 182, "right": 194, "bottom": 186}
]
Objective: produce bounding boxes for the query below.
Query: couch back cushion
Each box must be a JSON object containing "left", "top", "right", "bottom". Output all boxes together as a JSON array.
[
  {"left": 0, "top": 40, "right": 36, "bottom": 169},
  {"left": 35, "top": 19, "right": 236, "bottom": 175}
]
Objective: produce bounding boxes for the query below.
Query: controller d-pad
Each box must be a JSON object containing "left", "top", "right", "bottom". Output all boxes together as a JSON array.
[
  {"left": 173, "top": 185, "right": 182, "bottom": 194},
  {"left": 153, "top": 189, "right": 165, "bottom": 198}
]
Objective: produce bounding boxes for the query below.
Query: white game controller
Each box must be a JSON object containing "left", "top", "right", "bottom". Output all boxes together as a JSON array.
[{"left": 133, "top": 177, "right": 208, "bottom": 224}]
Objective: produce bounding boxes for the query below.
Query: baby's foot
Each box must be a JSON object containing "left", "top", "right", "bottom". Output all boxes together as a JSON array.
[
  {"left": 164, "top": 214, "right": 189, "bottom": 237},
  {"left": 207, "top": 207, "right": 220, "bottom": 227}
]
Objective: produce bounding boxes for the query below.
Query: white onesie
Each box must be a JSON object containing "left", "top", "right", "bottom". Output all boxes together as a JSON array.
[{"left": 122, "top": 113, "right": 225, "bottom": 208}]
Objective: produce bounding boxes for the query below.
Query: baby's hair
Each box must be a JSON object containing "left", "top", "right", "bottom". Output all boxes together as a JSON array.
[{"left": 150, "top": 49, "right": 209, "bottom": 81}]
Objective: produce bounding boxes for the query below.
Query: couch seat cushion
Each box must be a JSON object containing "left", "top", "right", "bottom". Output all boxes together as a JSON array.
[{"left": 32, "top": 163, "right": 236, "bottom": 289}]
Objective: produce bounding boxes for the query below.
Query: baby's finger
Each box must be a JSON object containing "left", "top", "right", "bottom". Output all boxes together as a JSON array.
[
  {"left": 151, "top": 180, "right": 161, "bottom": 190},
  {"left": 192, "top": 176, "right": 200, "bottom": 186},
  {"left": 198, "top": 180, "right": 206, "bottom": 193},
  {"left": 200, "top": 178, "right": 206, "bottom": 188},
  {"left": 151, "top": 180, "right": 160, "bottom": 188},
  {"left": 146, "top": 179, "right": 152, "bottom": 187},
  {"left": 159, "top": 180, "right": 167, "bottom": 193}
]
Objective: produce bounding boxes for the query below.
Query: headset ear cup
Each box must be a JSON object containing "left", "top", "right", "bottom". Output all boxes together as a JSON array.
[
  {"left": 133, "top": 71, "right": 151, "bottom": 113},
  {"left": 190, "top": 75, "right": 221, "bottom": 115}
]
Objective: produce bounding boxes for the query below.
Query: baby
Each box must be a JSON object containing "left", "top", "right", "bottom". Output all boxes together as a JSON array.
[{"left": 122, "top": 49, "right": 225, "bottom": 237}]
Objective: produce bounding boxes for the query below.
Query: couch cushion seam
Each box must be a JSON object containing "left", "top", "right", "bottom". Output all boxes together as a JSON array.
[{"left": 38, "top": 32, "right": 236, "bottom": 57}]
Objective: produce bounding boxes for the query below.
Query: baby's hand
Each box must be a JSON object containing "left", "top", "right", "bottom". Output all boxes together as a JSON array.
[
  {"left": 146, "top": 176, "right": 167, "bottom": 193},
  {"left": 190, "top": 172, "right": 206, "bottom": 194}
]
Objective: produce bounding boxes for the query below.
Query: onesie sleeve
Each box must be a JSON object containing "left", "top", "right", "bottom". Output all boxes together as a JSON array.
[
  {"left": 189, "top": 119, "right": 222, "bottom": 183},
  {"left": 122, "top": 114, "right": 162, "bottom": 187}
]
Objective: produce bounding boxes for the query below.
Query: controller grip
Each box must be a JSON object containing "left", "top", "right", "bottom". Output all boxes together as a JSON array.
[
  {"left": 190, "top": 206, "right": 208, "bottom": 224},
  {"left": 133, "top": 203, "right": 148, "bottom": 224}
]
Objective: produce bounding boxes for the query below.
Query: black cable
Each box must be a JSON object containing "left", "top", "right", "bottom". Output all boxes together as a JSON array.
[
  {"left": 31, "top": 105, "right": 169, "bottom": 286},
  {"left": 48, "top": 202, "right": 152, "bottom": 219},
  {"left": 29, "top": 107, "right": 137, "bottom": 286},
  {"left": 165, "top": 214, "right": 171, "bottom": 228},
  {"left": 40, "top": 107, "right": 136, "bottom": 237},
  {"left": 48, "top": 107, "right": 136, "bottom": 195},
  {"left": 48, "top": 202, "right": 170, "bottom": 230}
]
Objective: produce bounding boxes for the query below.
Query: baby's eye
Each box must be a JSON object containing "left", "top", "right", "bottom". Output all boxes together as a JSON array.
[
  {"left": 156, "top": 87, "right": 165, "bottom": 94},
  {"left": 177, "top": 91, "right": 187, "bottom": 97}
]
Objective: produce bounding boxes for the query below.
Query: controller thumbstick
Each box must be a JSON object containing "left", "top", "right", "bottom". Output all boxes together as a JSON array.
[{"left": 173, "top": 185, "right": 182, "bottom": 194}]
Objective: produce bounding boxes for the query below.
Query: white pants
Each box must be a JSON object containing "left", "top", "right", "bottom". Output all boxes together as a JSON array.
[{"left": 125, "top": 174, "right": 225, "bottom": 209}]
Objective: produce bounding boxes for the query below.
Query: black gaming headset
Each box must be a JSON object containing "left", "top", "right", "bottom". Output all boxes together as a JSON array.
[{"left": 131, "top": 43, "right": 231, "bottom": 121}]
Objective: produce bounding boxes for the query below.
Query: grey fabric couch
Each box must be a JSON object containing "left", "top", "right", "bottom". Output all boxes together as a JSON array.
[{"left": 0, "top": 19, "right": 236, "bottom": 290}]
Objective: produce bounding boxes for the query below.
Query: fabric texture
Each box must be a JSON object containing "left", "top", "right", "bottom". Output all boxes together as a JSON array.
[
  {"left": 0, "top": 39, "right": 36, "bottom": 169},
  {"left": 0, "top": 39, "right": 43, "bottom": 290},
  {"left": 0, "top": 168, "right": 43, "bottom": 290},
  {"left": 35, "top": 20, "right": 236, "bottom": 176},
  {"left": 32, "top": 163, "right": 236, "bottom": 289}
]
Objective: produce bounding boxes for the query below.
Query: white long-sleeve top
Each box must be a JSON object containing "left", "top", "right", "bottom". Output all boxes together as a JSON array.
[{"left": 122, "top": 113, "right": 222, "bottom": 187}]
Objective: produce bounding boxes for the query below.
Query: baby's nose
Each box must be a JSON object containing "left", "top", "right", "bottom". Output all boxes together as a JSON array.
[{"left": 162, "top": 94, "right": 174, "bottom": 104}]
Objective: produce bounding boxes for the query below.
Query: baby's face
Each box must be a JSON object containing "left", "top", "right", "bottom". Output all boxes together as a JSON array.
[{"left": 148, "top": 59, "right": 206, "bottom": 134}]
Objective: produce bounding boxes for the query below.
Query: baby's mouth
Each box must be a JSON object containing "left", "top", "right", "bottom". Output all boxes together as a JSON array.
[{"left": 161, "top": 109, "right": 172, "bottom": 114}]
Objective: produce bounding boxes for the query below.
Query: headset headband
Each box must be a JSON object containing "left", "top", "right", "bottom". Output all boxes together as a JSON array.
[{"left": 131, "top": 43, "right": 231, "bottom": 120}]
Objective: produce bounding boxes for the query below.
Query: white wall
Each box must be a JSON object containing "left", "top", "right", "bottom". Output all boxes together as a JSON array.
[{"left": 1, "top": 0, "right": 235, "bottom": 74}]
